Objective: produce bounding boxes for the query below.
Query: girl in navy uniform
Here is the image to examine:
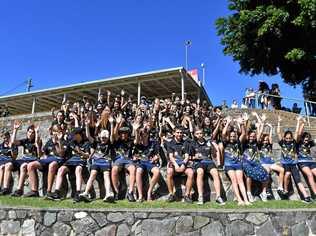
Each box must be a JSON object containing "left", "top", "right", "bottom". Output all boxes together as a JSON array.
[
  {"left": 222, "top": 116, "right": 250, "bottom": 205},
  {"left": 79, "top": 125, "right": 115, "bottom": 202},
  {"left": 277, "top": 116, "right": 312, "bottom": 203},
  {"left": 134, "top": 120, "right": 161, "bottom": 202},
  {"left": 52, "top": 127, "right": 90, "bottom": 202},
  {"left": 27, "top": 124, "right": 68, "bottom": 199},
  {"left": 242, "top": 129, "right": 269, "bottom": 202},
  {"left": 295, "top": 117, "right": 316, "bottom": 197},
  {"left": 191, "top": 128, "right": 224, "bottom": 205},
  {"left": 10, "top": 121, "right": 42, "bottom": 197},
  {"left": 0, "top": 131, "right": 17, "bottom": 194},
  {"left": 165, "top": 126, "right": 194, "bottom": 203},
  {"left": 259, "top": 124, "right": 285, "bottom": 198}
]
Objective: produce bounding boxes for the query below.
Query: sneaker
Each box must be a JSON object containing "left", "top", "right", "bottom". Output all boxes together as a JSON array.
[
  {"left": 24, "top": 191, "right": 39, "bottom": 198},
  {"left": 45, "top": 192, "right": 55, "bottom": 200},
  {"left": 11, "top": 189, "right": 23, "bottom": 197},
  {"left": 259, "top": 191, "right": 268, "bottom": 202},
  {"left": 197, "top": 196, "right": 204, "bottom": 205},
  {"left": 89, "top": 190, "right": 96, "bottom": 200},
  {"left": 247, "top": 192, "right": 255, "bottom": 203},
  {"left": 103, "top": 193, "right": 115, "bottom": 203},
  {"left": 126, "top": 191, "right": 136, "bottom": 202},
  {"left": 73, "top": 192, "right": 80, "bottom": 203},
  {"left": 136, "top": 198, "right": 144, "bottom": 203},
  {"left": 266, "top": 191, "right": 272, "bottom": 199},
  {"left": 183, "top": 195, "right": 193, "bottom": 204},
  {"left": 79, "top": 192, "right": 91, "bottom": 203},
  {"left": 166, "top": 193, "right": 176, "bottom": 202},
  {"left": 0, "top": 188, "right": 11, "bottom": 196},
  {"left": 277, "top": 189, "right": 289, "bottom": 200},
  {"left": 302, "top": 197, "right": 312, "bottom": 204},
  {"left": 215, "top": 196, "right": 226, "bottom": 205},
  {"left": 51, "top": 191, "right": 62, "bottom": 201}
]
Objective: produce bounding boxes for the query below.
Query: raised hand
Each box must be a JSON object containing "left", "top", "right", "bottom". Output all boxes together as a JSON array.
[
  {"left": 108, "top": 115, "right": 114, "bottom": 124},
  {"left": 107, "top": 90, "right": 111, "bottom": 96},
  {"left": 13, "top": 120, "right": 22, "bottom": 130},
  {"left": 116, "top": 113, "right": 123, "bottom": 124},
  {"left": 132, "top": 122, "right": 141, "bottom": 131},
  {"left": 121, "top": 89, "right": 125, "bottom": 96},
  {"left": 261, "top": 113, "right": 267, "bottom": 122}
]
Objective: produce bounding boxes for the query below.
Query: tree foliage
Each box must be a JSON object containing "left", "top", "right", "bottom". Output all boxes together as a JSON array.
[{"left": 216, "top": 0, "right": 316, "bottom": 100}]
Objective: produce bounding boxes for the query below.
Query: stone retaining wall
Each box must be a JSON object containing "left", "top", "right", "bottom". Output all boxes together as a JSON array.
[{"left": 0, "top": 207, "right": 315, "bottom": 235}]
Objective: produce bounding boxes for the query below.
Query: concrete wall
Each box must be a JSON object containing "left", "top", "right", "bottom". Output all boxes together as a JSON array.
[{"left": 0, "top": 207, "right": 315, "bottom": 235}]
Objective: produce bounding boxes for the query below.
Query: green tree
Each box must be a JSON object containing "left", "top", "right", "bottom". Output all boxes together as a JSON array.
[{"left": 216, "top": 0, "right": 316, "bottom": 101}]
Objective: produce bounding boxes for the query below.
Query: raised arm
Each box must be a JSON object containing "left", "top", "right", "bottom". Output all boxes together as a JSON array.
[
  {"left": 295, "top": 116, "right": 305, "bottom": 142},
  {"left": 10, "top": 120, "right": 22, "bottom": 146},
  {"left": 277, "top": 116, "right": 283, "bottom": 141},
  {"left": 85, "top": 118, "right": 94, "bottom": 143},
  {"left": 222, "top": 116, "right": 232, "bottom": 142},
  {"left": 34, "top": 124, "right": 43, "bottom": 157}
]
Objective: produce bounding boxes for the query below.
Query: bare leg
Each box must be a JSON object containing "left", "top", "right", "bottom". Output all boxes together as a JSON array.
[
  {"left": 136, "top": 168, "right": 144, "bottom": 200},
  {"left": 148, "top": 167, "right": 160, "bottom": 200},
  {"left": 55, "top": 166, "right": 69, "bottom": 191},
  {"left": 301, "top": 167, "right": 316, "bottom": 195},
  {"left": 17, "top": 163, "right": 28, "bottom": 191},
  {"left": 111, "top": 166, "right": 120, "bottom": 194},
  {"left": 210, "top": 168, "right": 221, "bottom": 198},
  {"left": 103, "top": 171, "right": 113, "bottom": 196},
  {"left": 47, "top": 162, "right": 58, "bottom": 192},
  {"left": 0, "top": 165, "right": 4, "bottom": 187},
  {"left": 166, "top": 167, "right": 175, "bottom": 194},
  {"left": 227, "top": 170, "right": 244, "bottom": 204},
  {"left": 270, "top": 164, "right": 284, "bottom": 189},
  {"left": 75, "top": 166, "right": 83, "bottom": 192},
  {"left": 184, "top": 168, "right": 194, "bottom": 197},
  {"left": 83, "top": 170, "right": 97, "bottom": 194},
  {"left": 196, "top": 168, "right": 204, "bottom": 198},
  {"left": 236, "top": 170, "right": 249, "bottom": 204},
  {"left": 283, "top": 172, "right": 291, "bottom": 193},
  {"left": 3, "top": 163, "right": 13, "bottom": 189}
]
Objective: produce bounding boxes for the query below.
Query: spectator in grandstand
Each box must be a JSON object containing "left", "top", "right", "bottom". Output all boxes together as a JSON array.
[
  {"left": 191, "top": 128, "right": 225, "bottom": 205},
  {"left": 244, "top": 88, "right": 256, "bottom": 108},
  {"left": 165, "top": 125, "right": 194, "bottom": 203},
  {"left": 221, "top": 100, "right": 228, "bottom": 110},
  {"left": 222, "top": 115, "right": 251, "bottom": 205},
  {"left": 27, "top": 124, "right": 68, "bottom": 199},
  {"left": 257, "top": 81, "right": 270, "bottom": 109},
  {"left": 292, "top": 103, "right": 302, "bottom": 114},
  {"left": 231, "top": 100, "right": 238, "bottom": 109},
  {"left": 277, "top": 116, "right": 312, "bottom": 203},
  {"left": 270, "top": 83, "right": 282, "bottom": 110}
]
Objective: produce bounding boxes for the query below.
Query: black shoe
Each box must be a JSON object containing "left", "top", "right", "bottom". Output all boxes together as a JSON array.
[
  {"left": 0, "top": 188, "right": 11, "bottom": 196},
  {"left": 11, "top": 189, "right": 23, "bottom": 197},
  {"left": 277, "top": 189, "right": 288, "bottom": 200},
  {"left": 182, "top": 195, "right": 193, "bottom": 204},
  {"left": 302, "top": 197, "right": 312, "bottom": 204},
  {"left": 79, "top": 193, "right": 91, "bottom": 203},
  {"left": 73, "top": 192, "right": 80, "bottom": 203},
  {"left": 24, "top": 191, "right": 39, "bottom": 198},
  {"left": 127, "top": 191, "right": 136, "bottom": 202},
  {"left": 45, "top": 192, "right": 54, "bottom": 200},
  {"left": 166, "top": 193, "right": 176, "bottom": 202},
  {"left": 215, "top": 196, "right": 226, "bottom": 205},
  {"left": 51, "top": 191, "right": 62, "bottom": 201}
]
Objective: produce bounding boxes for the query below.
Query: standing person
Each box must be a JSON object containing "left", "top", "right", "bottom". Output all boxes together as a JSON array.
[
  {"left": 191, "top": 128, "right": 225, "bottom": 205},
  {"left": 222, "top": 116, "right": 251, "bottom": 205},
  {"left": 277, "top": 116, "right": 312, "bottom": 203},
  {"left": 9, "top": 121, "right": 42, "bottom": 197},
  {"left": 165, "top": 126, "right": 194, "bottom": 203},
  {"left": 0, "top": 131, "right": 17, "bottom": 194},
  {"left": 51, "top": 128, "right": 90, "bottom": 202},
  {"left": 257, "top": 81, "right": 270, "bottom": 109},
  {"left": 27, "top": 124, "right": 67, "bottom": 199},
  {"left": 231, "top": 100, "right": 238, "bottom": 109},
  {"left": 270, "top": 84, "right": 282, "bottom": 110}
]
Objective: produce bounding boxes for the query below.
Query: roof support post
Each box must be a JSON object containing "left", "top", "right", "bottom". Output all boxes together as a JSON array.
[
  {"left": 31, "top": 97, "right": 36, "bottom": 114},
  {"left": 181, "top": 71, "right": 185, "bottom": 101},
  {"left": 137, "top": 81, "right": 141, "bottom": 105}
]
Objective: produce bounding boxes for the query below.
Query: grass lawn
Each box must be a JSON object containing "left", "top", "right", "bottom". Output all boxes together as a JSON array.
[{"left": 1, "top": 196, "right": 316, "bottom": 210}]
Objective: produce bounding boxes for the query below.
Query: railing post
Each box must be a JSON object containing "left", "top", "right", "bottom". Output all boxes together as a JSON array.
[
  {"left": 32, "top": 97, "right": 36, "bottom": 114},
  {"left": 304, "top": 101, "right": 311, "bottom": 127}
]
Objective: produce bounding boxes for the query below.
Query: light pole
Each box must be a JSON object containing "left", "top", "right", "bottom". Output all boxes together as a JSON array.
[
  {"left": 201, "top": 63, "right": 205, "bottom": 86},
  {"left": 185, "top": 40, "right": 192, "bottom": 70}
]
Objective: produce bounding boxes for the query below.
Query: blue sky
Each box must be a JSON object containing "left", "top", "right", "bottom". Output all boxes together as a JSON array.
[{"left": 0, "top": 0, "right": 304, "bottom": 108}]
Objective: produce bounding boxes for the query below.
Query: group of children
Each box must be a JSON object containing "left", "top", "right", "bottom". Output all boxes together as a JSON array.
[{"left": 0, "top": 90, "right": 315, "bottom": 205}]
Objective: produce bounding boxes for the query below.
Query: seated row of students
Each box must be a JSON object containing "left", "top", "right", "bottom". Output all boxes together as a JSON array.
[{"left": 0, "top": 92, "right": 315, "bottom": 205}]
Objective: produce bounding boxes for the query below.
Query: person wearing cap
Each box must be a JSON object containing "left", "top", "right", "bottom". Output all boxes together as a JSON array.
[
  {"left": 25, "top": 124, "right": 68, "bottom": 199},
  {"left": 0, "top": 131, "right": 17, "bottom": 194},
  {"left": 51, "top": 127, "right": 91, "bottom": 202},
  {"left": 9, "top": 121, "right": 42, "bottom": 197},
  {"left": 165, "top": 125, "right": 194, "bottom": 203},
  {"left": 79, "top": 119, "right": 115, "bottom": 203},
  {"left": 111, "top": 114, "right": 137, "bottom": 202}
]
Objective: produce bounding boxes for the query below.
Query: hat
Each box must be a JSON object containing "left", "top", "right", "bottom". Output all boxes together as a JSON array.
[
  {"left": 100, "top": 129, "right": 110, "bottom": 138},
  {"left": 118, "top": 126, "right": 130, "bottom": 134}
]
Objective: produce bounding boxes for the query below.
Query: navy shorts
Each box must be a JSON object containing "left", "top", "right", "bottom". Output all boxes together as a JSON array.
[
  {"left": 0, "top": 156, "right": 13, "bottom": 165},
  {"left": 194, "top": 160, "right": 216, "bottom": 172},
  {"left": 298, "top": 162, "right": 316, "bottom": 170},
  {"left": 64, "top": 156, "right": 86, "bottom": 167},
  {"left": 13, "top": 156, "right": 37, "bottom": 169},
  {"left": 224, "top": 162, "right": 243, "bottom": 172},
  {"left": 90, "top": 158, "right": 111, "bottom": 172},
  {"left": 39, "top": 155, "right": 65, "bottom": 167},
  {"left": 136, "top": 160, "right": 158, "bottom": 171},
  {"left": 113, "top": 156, "right": 135, "bottom": 169},
  {"left": 283, "top": 164, "right": 301, "bottom": 183}
]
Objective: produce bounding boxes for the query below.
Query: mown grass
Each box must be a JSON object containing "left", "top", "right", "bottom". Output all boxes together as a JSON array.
[{"left": 1, "top": 196, "right": 316, "bottom": 210}]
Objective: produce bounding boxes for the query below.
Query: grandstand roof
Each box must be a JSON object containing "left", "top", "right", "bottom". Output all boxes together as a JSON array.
[{"left": 0, "top": 67, "right": 211, "bottom": 115}]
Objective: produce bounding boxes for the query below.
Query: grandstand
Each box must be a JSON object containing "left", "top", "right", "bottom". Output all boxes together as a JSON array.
[{"left": 0, "top": 67, "right": 211, "bottom": 116}]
